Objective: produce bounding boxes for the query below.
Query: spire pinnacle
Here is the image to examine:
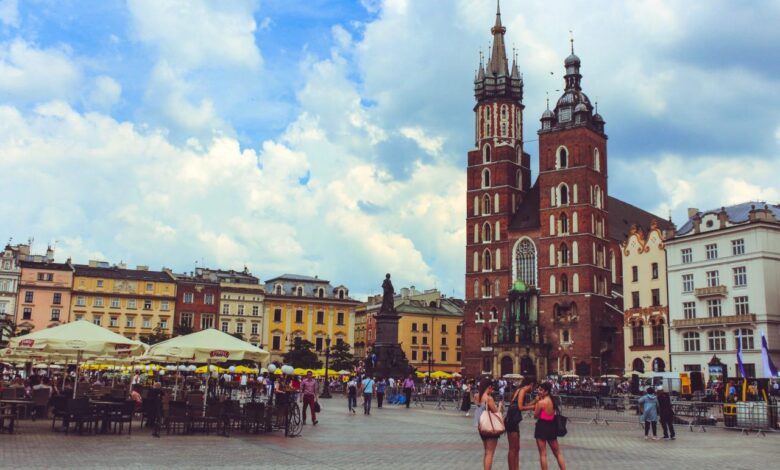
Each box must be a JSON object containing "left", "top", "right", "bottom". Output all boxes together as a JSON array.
[{"left": 569, "top": 30, "right": 574, "bottom": 54}]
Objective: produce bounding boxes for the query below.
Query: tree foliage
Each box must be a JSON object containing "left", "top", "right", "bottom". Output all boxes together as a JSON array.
[
  {"left": 328, "top": 341, "right": 355, "bottom": 371},
  {"left": 282, "top": 339, "right": 323, "bottom": 369}
]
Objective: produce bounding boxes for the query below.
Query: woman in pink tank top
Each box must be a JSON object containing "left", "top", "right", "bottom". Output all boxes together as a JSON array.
[{"left": 533, "top": 382, "right": 567, "bottom": 470}]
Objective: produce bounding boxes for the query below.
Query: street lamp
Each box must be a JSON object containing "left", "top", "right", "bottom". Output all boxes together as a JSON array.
[{"left": 321, "top": 335, "right": 332, "bottom": 398}]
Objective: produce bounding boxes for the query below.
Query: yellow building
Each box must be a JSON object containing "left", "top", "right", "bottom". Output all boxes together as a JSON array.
[
  {"left": 621, "top": 221, "right": 672, "bottom": 374},
  {"left": 354, "top": 307, "right": 367, "bottom": 358},
  {"left": 71, "top": 261, "right": 176, "bottom": 340},
  {"left": 363, "top": 287, "right": 465, "bottom": 373},
  {"left": 263, "top": 274, "right": 359, "bottom": 363}
]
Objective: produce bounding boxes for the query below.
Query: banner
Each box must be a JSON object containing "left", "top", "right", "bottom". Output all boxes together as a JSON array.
[{"left": 760, "top": 331, "right": 779, "bottom": 377}]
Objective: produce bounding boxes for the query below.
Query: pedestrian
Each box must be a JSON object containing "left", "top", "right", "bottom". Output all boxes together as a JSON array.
[
  {"left": 506, "top": 381, "right": 536, "bottom": 470},
  {"left": 402, "top": 374, "right": 415, "bottom": 408},
  {"left": 461, "top": 380, "right": 473, "bottom": 417},
  {"left": 656, "top": 385, "right": 675, "bottom": 440},
  {"left": 347, "top": 376, "right": 358, "bottom": 413},
  {"left": 147, "top": 382, "right": 164, "bottom": 438},
  {"left": 300, "top": 371, "right": 319, "bottom": 426},
  {"left": 475, "top": 377, "right": 501, "bottom": 470},
  {"left": 361, "top": 375, "right": 376, "bottom": 415},
  {"left": 376, "top": 377, "right": 387, "bottom": 408},
  {"left": 532, "top": 382, "right": 566, "bottom": 470},
  {"left": 638, "top": 386, "right": 659, "bottom": 440}
]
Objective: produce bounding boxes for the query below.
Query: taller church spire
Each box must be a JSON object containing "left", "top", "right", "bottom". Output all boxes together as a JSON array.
[
  {"left": 474, "top": 0, "right": 522, "bottom": 103},
  {"left": 487, "top": 0, "right": 509, "bottom": 77}
]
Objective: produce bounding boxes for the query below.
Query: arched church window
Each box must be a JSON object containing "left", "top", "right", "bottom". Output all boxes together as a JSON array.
[
  {"left": 560, "top": 274, "right": 569, "bottom": 293},
  {"left": 483, "top": 249, "right": 492, "bottom": 271},
  {"left": 482, "top": 222, "right": 492, "bottom": 242},
  {"left": 482, "top": 169, "right": 491, "bottom": 188},
  {"left": 557, "top": 146, "right": 568, "bottom": 169},
  {"left": 483, "top": 195, "right": 491, "bottom": 215},
  {"left": 594, "top": 148, "right": 601, "bottom": 172},
  {"left": 513, "top": 238, "right": 537, "bottom": 287},
  {"left": 560, "top": 213, "right": 569, "bottom": 234},
  {"left": 559, "top": 184, "right": 569, "bottom": 205},
  {"left": 560, "top": 243, "right": 569, "bottom": 265},
  {"left": 483, "top": 144, "right": 491, "bottom": 163}
]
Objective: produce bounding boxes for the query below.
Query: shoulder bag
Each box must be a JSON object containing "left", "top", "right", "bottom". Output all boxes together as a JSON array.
[
  {"left": 553, "top": 398, "right": 568, "bottom": 437},
  {"left": 478, "top": 403, "right": 505, "bottom": 437}
]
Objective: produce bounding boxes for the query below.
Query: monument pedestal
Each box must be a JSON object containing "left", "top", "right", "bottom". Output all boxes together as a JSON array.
[{"left": 369, "top": 313, "right": 411, "bottom": 379}]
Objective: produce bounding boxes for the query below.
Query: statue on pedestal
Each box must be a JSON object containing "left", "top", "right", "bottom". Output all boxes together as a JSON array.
[{"left": 380, "top": 273, "right": 395, "bottom": 315}]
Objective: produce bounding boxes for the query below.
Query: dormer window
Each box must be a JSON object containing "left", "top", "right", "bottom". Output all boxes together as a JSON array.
[
  {"left": 274, "top": 284, "right": 283, "bottom": 295},
  {"left": 296, "top": 286, "right": 304, "bottom": 297},
  {"left": 317, "top": 287, "right": 325, "bottom": 298},
  {"left": 337, "top": 289, "right": 346, "bottom": 300}
]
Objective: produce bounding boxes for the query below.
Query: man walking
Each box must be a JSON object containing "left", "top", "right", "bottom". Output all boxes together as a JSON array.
[
  {"left": 376, "top": 377, "right": 387, "bottom": 408},
  {"left": 656, "top": 385, "right": 675, "bottom": 440},
  {"left": 300, "top": 371, "right": 319, "bottom": 425},
  {"left": 361, "top": 375, "right": 376, "bottom": 415},
  {"left": 402, "top": 374, "right": 415, "bottom": 408}
]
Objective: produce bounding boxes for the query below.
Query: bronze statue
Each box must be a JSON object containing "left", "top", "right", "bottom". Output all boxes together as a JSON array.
[{"left": 380, "top": 273, "right": 395, "bottom": 314}]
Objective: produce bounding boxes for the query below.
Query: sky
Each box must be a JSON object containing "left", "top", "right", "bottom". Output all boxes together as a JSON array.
[{"left": 1, "top": 0, "right": 779, "bottom": 300}]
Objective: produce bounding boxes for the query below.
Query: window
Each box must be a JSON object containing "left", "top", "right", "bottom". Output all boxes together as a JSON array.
[
  {"left": 559, "top": 213, "right": 569, "bottom": 234},
  {"left": 631, "top": 266, "right": 638, "bottom": 282},
  {"left": 412, "top": 350, "right": 418, "bottom": 361},
  {"left": 681, "top": 248, "right": 692, "bottom": 264},
  {"left": 705, "top": 243, "right": 718, "bottom": 260},
  {"left": 272, "top": 336, "right": 281, "bottom": 350},
  {"left": 651, "top": 263, "right": 659, "bottom": 279},
  {"left": 338, "top": 289, "right": 346, "bottom": 300},
  {"left": 24, "top": 291, "right": 33, "bottom": 303},
  {"left": 315, "top": 337, "right": 323, "bottom": 351},
  {"left": 251, "top": 323, "right": 259, "bottom": 335},
  {"left": 236, "top": 323, "right": 244, "bottom": 334},
  {"left": 483, "top": 249, "right": 492, "bottom": 271},
  {"left": 180, "top": 313, "right": 193, "bottom": 327},
  {"left": 440, "top": 324, "right": 447, "bottom": 334},
  {"left": 708, "top": 330, "right": 726, "bottom": 351},
  {"left": 456, "top": 351, "right": 461, "bottom": 362},
  {"left": 238, "top": 305, "right": 245, "bottom": 316},
  {"left": 422, "top": 335, "right": 429, "bottom": 346},
  {"left": 296, "top": 286, "right": 304, "bottom": 296},
  {"left": 652, "top": 323, "right": 664, "bottom": 346},
  {"left": 109, "top": 316, "right": 118, "bottom": 327},
  {"left": 336, "top": 338, "right": 344, "bottom": 347},
  {"left": 412, "top": 322, "right": 418, "bottom": 332},
  {"left": 422, "top": 323, "right": 429, "bottom": 333},
  {"left": 456, "top": 337, "right": 462, "bottom": 347},
  {"left": 422, "top": 351, "right": 428, "bottom": 361},
  {"left": 412, "top": 336, "right": 418, "bottom": 345},
  {"left": 683, "top": 332, "right": 701, "bottom": 352},
  {"left": 651, "top": 289, "right": 660, "bottom": 306},
  {"left": 142, "top": 318, "right": 151, "bottom": 328},
  {"left": 127, "top": 299, "right": 136, "bottom": 309},
  {"left": 183, "top": 292, "right": 194, "bottom": 304},
  {"left": 514, "top": 238, "right": 537, "bottom": 287},
  {"left": 22, "top": 307, "right": 32, "bottom": 320},
  {"left": 632, "top": 322, "right": 644, "bottom": 346},
  {"left": 159, "top": 319, "right": 168, "bottom": 329},
  {"left": 684, "top": 364, "right": 701, "bottom": 372},
  {"left": 222, "top": 304, "right": 230, "bottom": 315},
  {"left": 146, "top": 283, "right": 153, "bottom": 291},
  {"left": 732, "top": 239, "right": 745, "bottom": 255},
  {"left": 74, "top": 314, "right": 83, "bottom": 321},
  {"left": 221, "top": 321, "right": 229, "bottom": 332},
  {"left": 252, "top": 305, "right": 259, "bottom": 316},
  {"left": 683, "top": 302, "right": 696, "bottom": 319},
  {"left": 201, "top": 314, "right": 214, "bottom": 329},
  {"left": 274, "top": 285, "right": 282, "bottom": 295},
  {"left": 317, "top": 287, "right": 325, "bottom": 298},
  {"left": 273, "top": 308, "right": 282, "bottom": 322},
  {"left": 76, "top": 296, "right": 86, "bottom": 306},
  {"left": 295, "top": 309, "right": 303, "bottom": 324},
  {"left": 561, "top": 329, "right": 570, "bottom": 343},
  {"left": 94, "top": 297, "right": 104, "bottom": 307},
  {"left": 337, "top": 312, "right": 344, "bottom": 326},
  {"left": 682, "top": 274, "right": 694, "bottom": 293},
  {"left": 161, "top": 301, "right": 170, "bottom": 311},
  {"left": 735, "top": 329, "right": 755, "bottom": 350},
  {"left": 53, "top": 293, "right": 62, "bottom": 305},
  {"left": 557, "top": 147, "right": 568, "bottom": 168},
  {"left": 707, "top": 299, "right": 722, "bottom": 318},
  {"left": 51, "top": 309, "right": 60, "bottom": 321},
  {"left": 126, "top": 318, "right": 135, "bottom": 328},
  {"left": 97, "top": 280, "right": 104, "bottom": 288},
  {"left": 316, "top": 311, "right": 324, "bottom": 324},
  {"left": 94, "top": 316, "right": 102, "bottom": 326},
  {"left": 482, "top": 169, "right": 491, "bottom": 188},
  {"left": 631, "top": 291, "right": 640, "bottom": 309},
  {"left": 706, "top": 270, "right": 720, "bottom": 287},
  {"left": 441, "top": 337, "right": 447, "bottom": 346},
  {"left": 110, "top": 298, "right": 120, "bottom": 308},
  {"left": 739, "top": 363, "right": 756, "bottom": 378},
  {"left": 143, "top": 300, "right": 152, "bottom": 310},
  {"left": 734, "top": 296, "right": 749, "bottom": 315},
  {"left": 733, "top": 267, "right": 747, "bottom": 287},
  {"left": 441, "top": 351, "right": 447, "bottom": 362}
]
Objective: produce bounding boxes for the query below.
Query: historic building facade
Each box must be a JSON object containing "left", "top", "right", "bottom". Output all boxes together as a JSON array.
[
  {"left": 172, "top": 270, "right": 221, "bottom": 334},
  {"left": 462, "top": 5, "right": 672, "bottom": 378},
  {"left": 15, "top": 257, "right": 74, "bottom": 334},
  {"left": 667, "top": 203, "right": 780, "bottom": 380},
  {"left": 263, "top": 274, "right": 359, "bottom": 363},
  {"left": 70, "top": 262, "right": 177, "bottom": 339},
  {"left": 621, "top": 221, "right": 672, "bottom": 375}
]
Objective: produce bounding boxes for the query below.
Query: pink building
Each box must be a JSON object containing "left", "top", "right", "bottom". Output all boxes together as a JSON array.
[{"left": 15, "top": 260, "right": 74, "bottom": 334}]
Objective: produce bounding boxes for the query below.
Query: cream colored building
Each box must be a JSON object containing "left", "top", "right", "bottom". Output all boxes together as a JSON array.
[{"left": 621, "top": 221, "right": 671, "bottom": 374}]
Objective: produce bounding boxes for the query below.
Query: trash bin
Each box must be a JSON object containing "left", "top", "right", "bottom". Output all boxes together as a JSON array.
[{"left": 723, "top": 403, "right": 736, "bottom": 428}]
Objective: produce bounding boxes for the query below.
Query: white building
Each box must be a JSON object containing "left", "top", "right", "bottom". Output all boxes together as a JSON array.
[
  {"left": 0, "top": 243, "right": 53, "bottom": 344},
  {"left": 667, "top": 203, "right": 780, "bottom": 380}
]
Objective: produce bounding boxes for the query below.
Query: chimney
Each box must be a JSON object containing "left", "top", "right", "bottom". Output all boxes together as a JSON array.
[
  {"left": 45, "top": 245, "right": 54, "bottom": 262},
  {"left": 88, "top": 260, "right": 98, "bottom": 267},
  {"left": 136, "top": 265, "right": 149, "bottom": 271},
  {"left": 687, "top": 208, "right": 699, "bottom": 218}
]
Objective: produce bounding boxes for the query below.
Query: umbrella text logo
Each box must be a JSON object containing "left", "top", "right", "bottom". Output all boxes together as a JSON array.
[
  {"left": 19, "top": 339, "right": 35, "bottom": 347},
  {"left": 210, "top": 350, "right": 230, "bottom": 358}
]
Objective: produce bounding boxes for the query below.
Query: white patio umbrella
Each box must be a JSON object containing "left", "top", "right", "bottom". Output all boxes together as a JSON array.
[
  {"left": 8, "top": 320, "right": 147, "bottom": 397},
  {"left": 146, "top": 329, "right": 270, "bottom": 414}
]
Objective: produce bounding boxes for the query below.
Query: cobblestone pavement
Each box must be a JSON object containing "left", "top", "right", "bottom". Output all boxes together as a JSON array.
[{"left": 1, "top": 400, "right": 776, "bottom": 469}]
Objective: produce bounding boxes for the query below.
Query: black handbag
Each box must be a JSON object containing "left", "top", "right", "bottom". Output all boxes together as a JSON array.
[
  {"left": 555, "top": 414, "right": 568, "bottom": 437},
  {"left": 314, "top": 401, "right": 321, "bottom": 413}
]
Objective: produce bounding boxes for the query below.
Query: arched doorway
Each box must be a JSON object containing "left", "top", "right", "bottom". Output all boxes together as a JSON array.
[
  {"left": 652, "top": 358, "right": 665, "bottom": 372},
  {"left": 500, "top": 356, "right": 514, "bottom": 377},
  {"left": 520, "top": 356, "right": 536, "bottom": 378},
  {"left": 632, "top": 358, "right": 645, "bottom": 373}
]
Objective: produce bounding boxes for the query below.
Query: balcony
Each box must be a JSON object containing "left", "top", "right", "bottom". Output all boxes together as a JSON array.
[
  {"left": 673, "top": 314, "right": 756, "bottom": 329},
  {"left": 694, "top": 286, "right": 727, "bottom": 298}
]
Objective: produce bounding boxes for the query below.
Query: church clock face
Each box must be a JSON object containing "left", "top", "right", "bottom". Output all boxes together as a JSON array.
[{"left": 559, "top": 108, "right": 572, "bottom": 122}]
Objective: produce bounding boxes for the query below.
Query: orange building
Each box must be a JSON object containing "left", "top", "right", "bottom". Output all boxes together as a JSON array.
[{"left": 15, "top": 259, "right": 74, "bottom": 333}]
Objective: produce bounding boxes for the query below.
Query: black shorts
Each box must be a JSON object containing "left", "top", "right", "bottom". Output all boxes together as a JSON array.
[{"left": 505, "top": 406, "right": 523, "bottom": 433}]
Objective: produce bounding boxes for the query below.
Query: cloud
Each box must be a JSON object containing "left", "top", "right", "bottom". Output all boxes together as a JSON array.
[
  {"left": 127, "top": 0, "right": 262, "bottom": 70},
  {"left": 0, "top": 40, "right": 81, "bottom": 104},
  {"left": 0, "top": 0, "right": 18, "bottom": 27},
  {"left": 85, "top": 75, "right": 121, "bottom": 111},
  {"left": 399, "top": 126, "right": 444, "bottom": 157}
]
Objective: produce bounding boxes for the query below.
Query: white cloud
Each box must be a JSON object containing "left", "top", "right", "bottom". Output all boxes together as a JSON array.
[
  {"left": 0, "top": 40, "right": 81, "bottom": 104},
  {"left": 85, "top": 75, "right": 122, "bottom": 111},
  {"left": 127, "top": 0, "right": 262, "bottom": 70},
  {"left": 400, "top": 126, "right": 444, "bottom": 157},
  {"left": 0, "top": 0, "right": 18, "bottom": 27}
]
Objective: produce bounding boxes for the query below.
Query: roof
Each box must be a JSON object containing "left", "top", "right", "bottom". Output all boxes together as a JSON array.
[
  {"left": 19, "top": 261, "right": 73, "bottom": 271},
  {"left": 607, "top": 196, "right": 674, "bottom": 242},
  {"left": 365, "top": 297, "right": 464, "bottom": 318},
  {"left": 73, "top": 264, "right": 174, "bottom": 282},
  {"left": 677, "top": 201, "right": 780, "bottom": 236},
  {"left": 189, "top": 268, "right": 259, "bottom": 284},
  {"left": 508, "top": 181, "right": 541, "bottom": 231},
  {"left": 265, "top": 274, "right": 329, "bottom": 284},
  {"left": 264, "top": 274, "right": 353, "bottom": 301}
]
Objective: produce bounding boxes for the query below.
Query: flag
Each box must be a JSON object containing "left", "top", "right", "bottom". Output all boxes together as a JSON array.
[
  {"left": 760, "top": 331, "right": 779, "bottom": 377},
  {"left": 736, "top": 331, "right": 747, "bottom": 378}
]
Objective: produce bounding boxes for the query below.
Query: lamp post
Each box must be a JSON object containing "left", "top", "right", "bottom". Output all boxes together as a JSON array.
[{"left": 321, "top": 336, "right": 332, "bottom": 398}]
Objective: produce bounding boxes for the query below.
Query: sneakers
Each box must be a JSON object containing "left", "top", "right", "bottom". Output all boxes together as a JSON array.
[
  {"left": 652, "top": 436, "right": 660, "bottom": 441},
  {"left": 663, "top": 437, "right": 670, "bottom": 440},
  {"left": 313, "top": 420, "right": 318, "bottom": 426},
  {"left": 671, "top": 436, "right": 676, "bottom": 440}
]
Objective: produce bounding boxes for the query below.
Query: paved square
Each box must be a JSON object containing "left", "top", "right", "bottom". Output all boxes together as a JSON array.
[{"left": 1, "top": 400, "right": 776, "bottom": 469}]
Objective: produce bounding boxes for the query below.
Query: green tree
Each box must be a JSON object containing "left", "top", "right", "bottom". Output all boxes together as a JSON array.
[
  {"left": 173, "top": 323, "right": 193, "bottom": 337},
  {"left": 328, "top": 341, "right": 355, "bottom": 371},
  {"left": 230, "top": 332, "right": 245, "bottom": 341},
  {"left": 282, "top": 339, "right": 322, "bottom": 369},
  {"left": 140, "top": 326, "right": 170, "bottom": 345}
]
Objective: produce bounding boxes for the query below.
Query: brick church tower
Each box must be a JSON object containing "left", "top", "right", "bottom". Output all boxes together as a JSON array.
[
  {"left": 537, "top": 41, "right": 619, "bottom": 376},
  {"left": 462, "top": 4, "right": 530, "bottom": 375}
]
